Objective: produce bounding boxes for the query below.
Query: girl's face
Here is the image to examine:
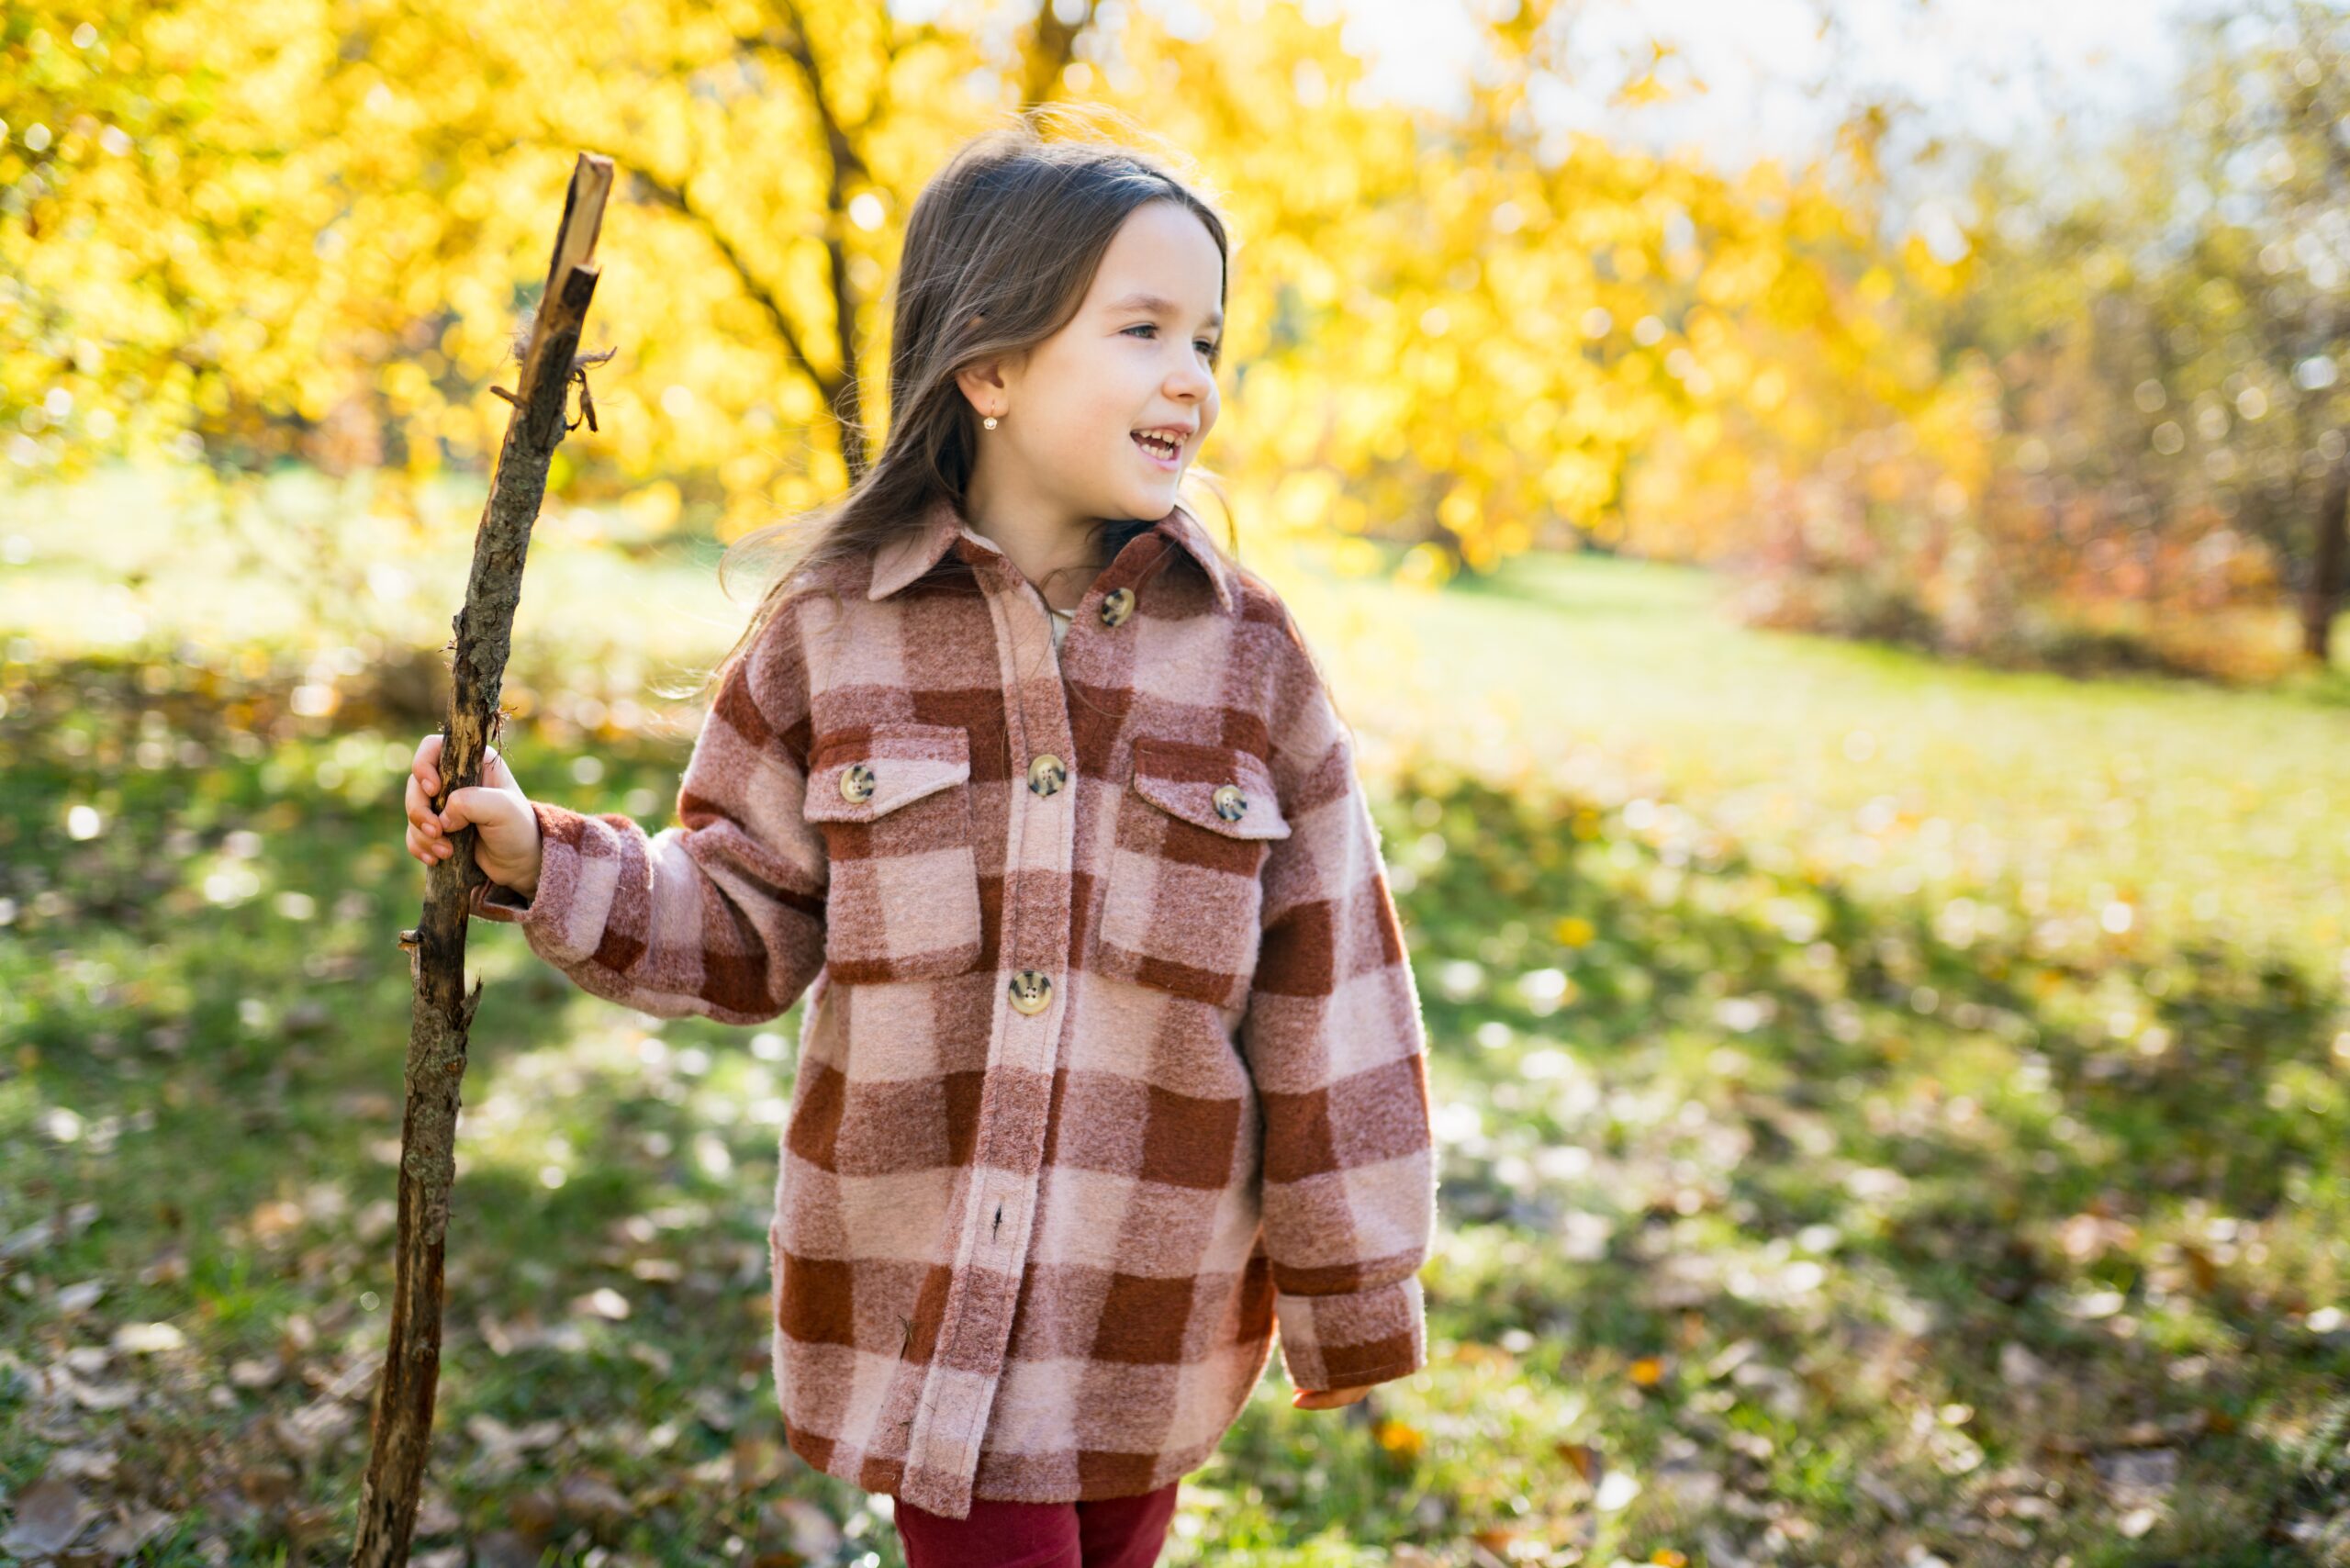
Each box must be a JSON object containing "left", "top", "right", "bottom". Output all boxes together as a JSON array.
[{"left": 966, "top": 199, "right": 1224, "bottom": 530}]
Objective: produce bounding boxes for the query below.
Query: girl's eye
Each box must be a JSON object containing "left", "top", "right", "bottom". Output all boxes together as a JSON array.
[{"left": 1125, "top": 323, "right": 1220, "bottom": 364}]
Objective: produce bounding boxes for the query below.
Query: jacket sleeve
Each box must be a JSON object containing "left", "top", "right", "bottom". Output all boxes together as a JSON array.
[
  {"left": 1239, "top": 615, "right": 1437, "bottom": 1394},
  {"left": 466, "top": 610, "right": 829, "bottom": 1025}
]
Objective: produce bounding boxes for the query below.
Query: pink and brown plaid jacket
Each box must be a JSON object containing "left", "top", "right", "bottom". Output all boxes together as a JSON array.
[{"left": 469, "top": 495, "right": 1436, "bottom": 1519}]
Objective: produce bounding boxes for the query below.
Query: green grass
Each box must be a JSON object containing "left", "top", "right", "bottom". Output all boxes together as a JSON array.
[
  {"left": 12, "top": 460, "right": 2350, "bottom": 980},
  {"left": 1283, "top": 544, "right": 2350, "bottom": 985},
  {"left": 3, "top": 463, "right": 2349, "bottom": 1565}
]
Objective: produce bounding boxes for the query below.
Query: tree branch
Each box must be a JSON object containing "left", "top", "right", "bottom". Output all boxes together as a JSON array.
[
  {"left": 1020, "top": 0, "right": 1102, "bottom": 107},
  {"left": 626, "top": 164, "right": 844, "bottom": 417}
]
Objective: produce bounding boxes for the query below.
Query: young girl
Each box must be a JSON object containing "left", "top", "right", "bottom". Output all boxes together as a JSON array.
[{"left": 401, "top": 117, "right": 1436, "bottom": 1568}]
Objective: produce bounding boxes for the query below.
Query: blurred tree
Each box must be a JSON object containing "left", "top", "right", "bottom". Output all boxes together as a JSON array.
[
  {"left": 0, "top": 0, "right": 1113, "bottom": 527},
  {"left": 1709, "top": 0, "right": 2350, "bottom": 678},
  {"left": 1080, "top": 0, "right": 1911, "bottom": 581},
  {"left": 2193, "top": 0, "right": 2350, "bottom": 662},
  {"left": 0, "top": 0, "right": 1902, "bottom": 593}
]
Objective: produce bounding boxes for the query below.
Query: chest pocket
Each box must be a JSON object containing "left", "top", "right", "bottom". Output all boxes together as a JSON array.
[
  {"left": 1093, "top": 736, "right": 1291, "bottom": 1011},
  {"left": 801, "top": 722, "right": 984, "bottom": 984}
]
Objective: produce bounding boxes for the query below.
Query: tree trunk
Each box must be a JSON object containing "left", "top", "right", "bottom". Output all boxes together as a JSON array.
[{"left": 2305, "top": 443, "right": 2347, "bottom": 665}]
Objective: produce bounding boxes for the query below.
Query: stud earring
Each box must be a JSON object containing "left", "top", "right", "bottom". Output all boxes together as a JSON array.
[{"left": 982, "top": 413, "right": 1000, "bottom": 430}]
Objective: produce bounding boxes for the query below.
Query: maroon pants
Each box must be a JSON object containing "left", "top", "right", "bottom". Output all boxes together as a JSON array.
[{"left": 891, "top": 1480, "right": 1181, "bottom": 1568}]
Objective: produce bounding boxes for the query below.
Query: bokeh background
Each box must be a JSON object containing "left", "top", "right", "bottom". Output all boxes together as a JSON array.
[{"left": 5, "top": 0, "right": 2350, "bottom": 1562}]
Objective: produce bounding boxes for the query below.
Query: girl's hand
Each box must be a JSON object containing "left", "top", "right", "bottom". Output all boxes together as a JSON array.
[
  {"left": 405, "top": 734, "right": 544, "bottom": 899},
  {"left": 1291, "top": 1384, "right": 1376, "bottom": 1410}
]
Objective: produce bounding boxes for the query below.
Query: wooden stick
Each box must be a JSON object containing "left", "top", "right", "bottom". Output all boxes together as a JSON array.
[{"left": 350, "top": 151, "right": 615, "bottom": 1568}]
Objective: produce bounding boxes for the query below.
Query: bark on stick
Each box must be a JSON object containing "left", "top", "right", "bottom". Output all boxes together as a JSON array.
[{"left": 350, "top": 151, "right": 614, "bottom": 1568}]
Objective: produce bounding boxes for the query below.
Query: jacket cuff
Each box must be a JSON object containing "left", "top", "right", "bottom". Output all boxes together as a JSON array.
[
  {"left": 465, "top": 799, "right": 587, "bottom": 934},
  {"left": 1273, "top": 1274, "right": 1426, "bottom": 1393}
]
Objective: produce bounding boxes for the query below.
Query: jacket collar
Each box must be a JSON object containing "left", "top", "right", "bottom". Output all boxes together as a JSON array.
[{"left": 867, "top": 494, "right": 1237, "bottom": 614}]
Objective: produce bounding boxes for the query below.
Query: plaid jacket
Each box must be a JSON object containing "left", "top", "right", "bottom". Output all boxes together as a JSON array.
[{"left": 470, "top": 496, "right": 1436, "bottom": 1519}]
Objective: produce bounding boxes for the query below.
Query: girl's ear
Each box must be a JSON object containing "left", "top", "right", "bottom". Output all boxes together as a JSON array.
[{"left": 955, "top": 353, "right": 1018, "bottom": 416}]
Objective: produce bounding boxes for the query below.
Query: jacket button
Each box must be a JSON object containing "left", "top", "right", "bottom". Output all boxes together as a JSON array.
[
  {"left": 1213, "top": 783, "right": 1248, "bottom": 821},
  {"left": 1098, "top": 587, "right": 1136, "bottom": 627},
  {"left": 840, "top": 763, "right": 876, "bottom": 803},
  {"left": 1027, "top": 754, "right": 1068, "bottom": 796},
  {"left": 1008, "top": 969, "right": 1053, "bottom": 1014}
]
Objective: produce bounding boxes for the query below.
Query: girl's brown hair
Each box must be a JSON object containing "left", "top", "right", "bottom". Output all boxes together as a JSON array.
[{"left": 695, "top": 105, "right": 1239, "bottom": 700}]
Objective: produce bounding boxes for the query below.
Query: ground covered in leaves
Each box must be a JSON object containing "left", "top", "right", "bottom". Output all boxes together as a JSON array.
[{"left": 3, "top": 634, "right": 2348, "bottom": 1567}]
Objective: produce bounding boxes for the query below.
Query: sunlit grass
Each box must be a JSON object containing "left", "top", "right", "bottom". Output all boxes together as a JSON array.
[
  {"left": 1286, "top": 544, "right": 2350, "bottom": 986},
  {"left": 10, "top": 460, "right": 2350, "bottom": 992}
]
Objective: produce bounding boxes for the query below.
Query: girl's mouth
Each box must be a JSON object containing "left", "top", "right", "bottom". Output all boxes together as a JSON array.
[{"left": 1132, "top": 430, "right": 1183, "bottom": 470}]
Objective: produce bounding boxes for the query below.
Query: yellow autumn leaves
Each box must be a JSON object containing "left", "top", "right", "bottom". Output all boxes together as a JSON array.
[{"left": 4, "top": 0, "right": 1952, "bottom": 582}]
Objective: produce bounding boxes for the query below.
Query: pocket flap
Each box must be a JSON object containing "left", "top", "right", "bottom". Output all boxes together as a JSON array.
[
  {"left": 1128, "top": 737, "right": 1291, "bottom": 841},
  {"left": 803, "top": 722, "right": 973, "bottom": 822}
]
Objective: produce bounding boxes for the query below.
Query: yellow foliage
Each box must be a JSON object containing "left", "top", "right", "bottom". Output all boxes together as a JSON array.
[{"left": 1, "top": 0, "right": 1974, "bottom": 588}]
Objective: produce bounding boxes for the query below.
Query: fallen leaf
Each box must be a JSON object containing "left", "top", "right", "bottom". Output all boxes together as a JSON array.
[
  {"left": 2116, "top": 1411, "right": 2207, "bottom": 1447},
  {"left": 505, "top": 1488, "right": 559, "bottom": 1543},
  {"left": 465, "top": 1413, "right": 565, "bottom": 1463},
  {"left": 0, "top": 1473, "right": 95, "bottom": 1558},
  {"left": 66, "top": 1374, "right": 140, "bottom": 1412},
  {"left": 137, "top": 1247, "right": 190, "bottom": 1286},
  {"left": 415, "top": 1493, "right": 461, "bottom": 1539},
  {"left": 86, "top": 1501, "right": 177, "bottom": 1561},
  {"left": 556, "top": 1472, "right": 632, "bottom": 1528},
  {"left": 273, "top": 1395, "right": 359, "bottom": 1462},
  {"left": 689, "top": 1386, "right": 736, "bottom": 1433},
  {"left": 730, "top": 1434, "right": 789, "bottom": 1493},
  {"left": 112, "top": 1321, "right": 185, "bottom": 1355},
  {"left": 43, "top": 1445, "right": 116, "bottom": 1481},
  {"left": 471, "top": 1529, "right": 543, "bottom": 1568},
  {"left": 229, "top": 1358, "right": 282, "bottom": 1390},
  {"left": 1854, "top": 1467, "right": 1912, "bottom": 1519},
  {"left": 1, "top": 1204, "right": 101, "bottom": 1260},
  {"left": 762, "top": 1497, "right": 841, "bottom": 1560},
  {"left": 573, "top": 1286, "right": 631, "bottom": 1321},
  {"left": 52, "top": 1281, "right": 105, "bottom": 1315},
  {"left": 1998, "top": 1341, "right": 2048, "bottom": 1389},
  {"left": 2094, "top": 1447, "right": 2179, "bottom": 1505},
  {"left": 238, "top": 1465, "right": 297, "bottom": 1509}
]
